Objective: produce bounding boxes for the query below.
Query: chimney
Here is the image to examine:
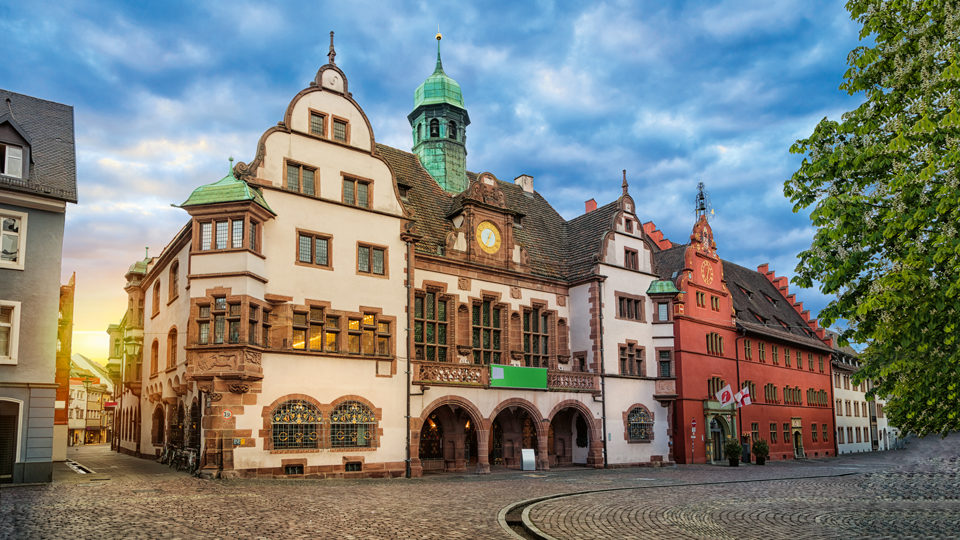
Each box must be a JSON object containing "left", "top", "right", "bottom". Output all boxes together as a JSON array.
[
  {"left": 514, "top": 174, "right": 534, "bottom": 194},
  {"left": 585, "top": 198, "right": 597, "bottom": 213}
]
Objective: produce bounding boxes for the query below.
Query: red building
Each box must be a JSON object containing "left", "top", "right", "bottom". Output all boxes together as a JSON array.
[{"left": 655, "top": 214, "right": 835, "bottom": 464}]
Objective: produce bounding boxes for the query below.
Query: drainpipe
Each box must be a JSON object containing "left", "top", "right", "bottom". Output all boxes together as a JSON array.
[
  {"left": 597, "top": 277, "right": 609, "bottom": 469},
  {"left": 734, "top": 329, "right": 743, "bottom": 442},
  {"left": 405, "top": 239, "right": 413, "bottom": 479}
]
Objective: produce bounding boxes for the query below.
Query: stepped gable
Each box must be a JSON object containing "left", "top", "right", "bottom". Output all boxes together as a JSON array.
[
  {"left": 756, "top": 262, "right": 830, "bottom": 344},
  {"left": 642, "top": 221, "right": 673, "bottom": 250},
  {"left": 722, "top": 260, "right": 831, "bottom": 352},
  {"left": 377, "top": 143, "right": 569, "bottom": 280},
  {"left": 565, "top": 201, "right": 620, "bottom": 281},
  {"left": 0, "top": 89, "right": 77, "bottom": 203}
]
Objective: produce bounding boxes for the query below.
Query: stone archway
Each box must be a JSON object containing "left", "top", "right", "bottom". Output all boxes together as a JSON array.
[
  {"left": 489, "top": 399, "right": 547, "bottom": 470},
  {"left": 547, "top": 401, "right": 601, "bottom": 467},
  {"left": 707, "top": 415, "right": 730, "bottom": 463},
  {"left": 414, "top": 396, "right": 486, "bottom": 475}
]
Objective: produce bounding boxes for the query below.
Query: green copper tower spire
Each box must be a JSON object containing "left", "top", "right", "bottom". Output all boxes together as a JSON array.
[{"left": 408, "top": 32, "right": 470, "bottom": 193}]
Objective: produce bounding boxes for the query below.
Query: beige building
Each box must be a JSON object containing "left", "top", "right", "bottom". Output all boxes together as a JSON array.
[{"left": 112, "top": 37, "right": 679, "bottom": 478}]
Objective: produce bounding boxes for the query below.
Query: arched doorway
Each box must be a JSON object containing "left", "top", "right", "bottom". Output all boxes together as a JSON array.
[
  {"left": 417, "top": 404, "right": 479, "bottom": 473},
  {"left": 169, "top": 403, "right": 185, "bottom": 447},
  {"left": 549, "top": 407, "right": 591, "bottom": 467},
  {"left": 489, "top": 406, "right": 540, "bottom": 469},
  {"left": 188, "top": 399, "right": 201, "bottom": 452},
  {"left": 793, "top": 431, "right": 804, "bottom": 458},
  {"left": 709, "top": 416, "right": 728, "bottom": 463},
  {"left": 151, "top": 405, "right": 165, "bottom": 447}
]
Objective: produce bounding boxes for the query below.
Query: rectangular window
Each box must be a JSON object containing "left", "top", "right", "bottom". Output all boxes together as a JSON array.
[
  {"left": 231, "top": 220, "right": 244, "bottom": 249},
  {"left": 744, "top": 339, "right": 752, "bottom": 360},
  {"left": 357, "top": 244, "right": 385, "bottom": 275},
  {"left": 656, "top": 302, "right": 669, "bottom": 322},
  {"left": 822, "top": 424, "right": 828, "bottom": 442},
  {"left": 0, "top": 301, "right": 21, "bottom": 363},
  {"left": 286, "top": 162, "right": 316, "bottom": 196},
  {"left": 200, "top": 222, "right": 212, "bottom": 250},
  {"left": 333, "top": 118, "right": 348, "bottom": 142},
  {"left": 711, "top": 296, "right": 720, "bottom": 311},
  {"left": 770, "top": 422, "right": 778, "bottom": 444},
  {"left": 347, "top": 317, "right": 361, "bottom": 353},
  {"left": 1, "top": 144, "right": 23, "bottom": 178},
  {"left": 696, "top": 291, "right": 706, "bottom": 307},
  {"left": 783, "top": 423, "right": 790, "bottom": 443},
  {"left": 796, "top": 350, "right": 802, "bottom": 369},
  {"left": 617, "top": 295, "right": 644, "bottom": 321},
  {"left": 618, "top": 343, "right": 643, "bottom": 376},
  {"left": 215, "top": 221, "right": 228, "bottom": 250},
  {"left": 472, "top": 299, "right": 502, "bottom": 365},
  {"left": 624, "top": 219, "right": 633, "bottom": 233},
  {"left": 758, "top": 342, "right": 766, "bottom": 363},
  {"left": 415, "top": 292, "right": 449, "bottom": 361},
  {"left": 342, "top": 177, "right": 370, "bottom": 208},
  {"left": 522, "top": 307, "right": 550, "bottom": 368},
  {"left": 812, "top": 424, "right": 818, "bottom": 442},
  {"left": 309, "top": 111, "right": 326, "bottom": 136},
  {"left": 808, "top": 353, "right": 814, "bottom": 371},
  {"left": 250, "top": 221, "right": 258, "bottom": 251},
  {"left": 818, "top": 355, "right": 824, "bottom": 373},
  {"left": 214, "top": 315, "right": 224, "bottom": 344},
  {"left": 325, "top": 316, "right": 339, "bottom": 352},
  {"left": 751, "top": 423, "right": 759, "bottom": 442},
  {"left": 0, "top": 211, "right": 25, "bottom": 269},
  {"left": 292, "top": 312, "right": 308, "bottom": 350},
  {"left": 658, "top": 350, "right": 671, "bottom": 377},
  {"left": 624, "top": 248, "right": 638, "bottom": 270},
  {"left": 838, "top": 428, "right": 844, "bottom": 444},
  {"left": 249, "top": 305, "right": 259, "bottom": 346},
  {"left": 771, "top": 345, "right": 779, "bottom": 365},
  {"left": 297, "top": 231, "right": 331, "bottom": 268},
  {"left": 784, "top": 347, "right": 791, "bottom": 367}
]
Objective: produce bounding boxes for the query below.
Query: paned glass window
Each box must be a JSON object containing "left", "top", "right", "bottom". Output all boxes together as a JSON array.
[
  {"left": 783, "top": 423, "right": 790, "bottom": 443},
  {"left": 342, "top": 177, "right": 370, "bottom": 208},
  {"left": 522, "top": 307, "right": 550, "bottom": 367},
  {"left": 330, "top": 401, "right": 375, "bottom": 448},
  {"left": 325, "top": 316, "right": 339, "bottom": 352},
  {"left": 617, "top": 295, "right": 643, "bottom": 321},
  {"left": 415, "top": 292, "right": 448, "bottom": 362},
  {"left": 770, "top": 422, "right": 778, "bottom": 444},
  {"left": 472, "top": 300, "right": 501, "bottom": 365},
  {"left": 0, "top": 303, "right": 17, "bottom": 358},
  {"left": 1, "top": 144, "right": 23, "bottom": 178},
  {"left": 271, "top": 400, "right": 321, "bottom": 450},
  {"left": 250, "top": 221, "right": 258, "bottom": 251},
  {"left": 357, "top": 244, "right": 385, "bottom": 275},
  {"left": 297, "top": 232, "right": 330, "bottom": 267},
  {"left": 200, "top": 222, "right": 212, "bottom": 250},
  {"left": 624, "top": 248, "right": 638, "bottom": 270},
  {"left": 333, "top": 119, "right": 348, "bottom": 142},
  {"left": 751, "top": 422, "right": 760, "bottom": 442},
  {"left": 1, "top": 213, "right": 23, "bottom": 265},
  {"left": 215, "top": 221, "right": 228, "bottom": 249},
  {"left": 772, "top": 345, "right": 779, "bottom": 365},
  {"left": 309, "top": 111, "right": 325, "bottom": 136},
  {"left": 619, "top": 343, "right": 643, "bottom": 376},
  {"left": 627, "top": 407, "right": 653, "bottom": 442},
  {"left": 658, "top": 350, "right": 671, "bottom": 377},
  {"left": 657, "top": 302, "right": 669, "bottom": 322},
  {"left": 231, "top": 220, "right": 243, "bottom": 249},
  {"left": 286, "top": 162, "right": 316, "bottom": 196}
]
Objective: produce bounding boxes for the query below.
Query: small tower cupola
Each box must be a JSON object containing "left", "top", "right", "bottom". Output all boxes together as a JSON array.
[{"left": 408, "top": 32, "right": 470, "bottom": 194}]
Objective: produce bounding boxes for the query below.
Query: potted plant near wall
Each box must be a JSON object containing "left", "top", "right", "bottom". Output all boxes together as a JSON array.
[
  {"left": 752, "top": 439, "right": 770, "bottom": 465},
  {"left": 724, "top": 438, "right": 742, "bottom": 467}
]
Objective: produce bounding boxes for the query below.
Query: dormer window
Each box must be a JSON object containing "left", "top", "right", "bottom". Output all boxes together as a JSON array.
[
  {"left": 1, "top": 143, "right": 23, "bottom": 178},
  {"left": 332, "top": 117, "right": 349, "bottom": 143},
  {"left": 429, "top": 119, "right": 439, "bottom": 138},
  {"left": 448, "top": 120, "right": 457, "bottom": 140}
]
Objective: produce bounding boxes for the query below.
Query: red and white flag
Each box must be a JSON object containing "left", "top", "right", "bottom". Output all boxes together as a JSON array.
[
  {"left": 735, "top": 386, "right": 752, "bottom": 408},
  {"left": 715, "top": 384, "right": 735, "bottom": 407}
]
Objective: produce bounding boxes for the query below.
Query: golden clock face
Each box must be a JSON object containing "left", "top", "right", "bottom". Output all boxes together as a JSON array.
[
  {"left": 475, "top": 221, "right": 502, "bottom": 254},
  {"left": 700, "top": 260, "right": 714, "bottom": 285}
]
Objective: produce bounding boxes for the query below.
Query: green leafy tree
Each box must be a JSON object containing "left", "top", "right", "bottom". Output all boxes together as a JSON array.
[{"left": 785, "top": 0, "right": 960, "bottom": 436}]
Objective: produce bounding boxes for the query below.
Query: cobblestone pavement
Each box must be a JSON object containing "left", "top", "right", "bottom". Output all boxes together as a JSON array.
[{"left": 0, "top": 437, "right": 957, "bottom": 539}]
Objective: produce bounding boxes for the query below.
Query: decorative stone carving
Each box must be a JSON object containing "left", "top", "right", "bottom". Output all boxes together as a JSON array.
[
  {"left": 244, "top": 349, "right": 262, "bottom": 366},
  {"left": 209, "top": 392, "right": 223, "bottom": 402},
  {"left": 548, "top": 371, "right": 597, "bottom": 391},
  {"left": 458, "top": 277, "right": 471, "bottom": 291},
  {"left": 557, "top": 295, "right": 567, "bottom": 307},
  {"left": 197, "top": 384, "right": 212, "bottom": 393},
  {"left": 228, "top": 383, "right": 250, "bottom": 394},
  {"left": 198, "top": 351, "right": 239, "bottom": 372},
  {"left": 456, "top": 345, "right": 473, "bottom": 356},
  {"left": 510, "top": 287, "right": 521, "bottom": 299},
  {"left": 415, "top": 362, "right": 484, "bottom": 385}
]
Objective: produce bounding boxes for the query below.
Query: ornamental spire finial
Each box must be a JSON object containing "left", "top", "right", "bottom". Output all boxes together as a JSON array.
[
  {"left": 228, "top": 156, "right": 234, "bottom": 174},
  {"left": 328, "top": 31, "right": 336, "bottom": 65},
  {"left": 622, "top": 169, "right": 628, "bottom": 195},
  {"left": 434, "top": 27, "right": 443, "bottom": 72}
]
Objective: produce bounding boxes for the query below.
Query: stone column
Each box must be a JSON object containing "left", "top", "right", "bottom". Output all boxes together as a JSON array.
[{"left": 475, "top": 428, "right": 490, "bottom": 474}]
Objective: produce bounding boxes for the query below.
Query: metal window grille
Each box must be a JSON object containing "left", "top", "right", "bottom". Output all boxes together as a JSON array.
[
  {"left": 200, "top": 222, "right": 212, "bottom": 250},
  {"left": 309, "top": 113, "right": 324, "bottom": 136},
  {"left": 215, "top": 221, "right": 228, "bottom": 249},
  {"left": 627, "top": 407, "right": 653, "bottom": 441},
  {"left": 272, "top": 400, "right": 321, "bottom": 450},
  {"left": 415, "top": 293, "right": 448, "bottom": 362},
  {"left": 333, "top": 120, "right": 347, "bottom": 142},
  {"left": 330, "top": 401, "right": 375, "bottom": 448},
  {"left": 232, "top": 220, "right": 243, "bottom": 248}
]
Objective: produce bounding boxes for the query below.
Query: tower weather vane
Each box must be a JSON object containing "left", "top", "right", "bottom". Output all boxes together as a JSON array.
[
  {"left": 328, "top": 31, "right": 336, "bottom": 65},
  {"left": 694, "top": 181, "right": 714, "bottom": 220}
]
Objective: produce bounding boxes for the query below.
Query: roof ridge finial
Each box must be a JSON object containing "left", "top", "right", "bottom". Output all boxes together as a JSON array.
[
  {"left": 435, "top": 26, "right": 443, "bottom": 73},
  {"left": 695, "top": 181, "right": 708, "bottom": 219},
  {"left": 228, "top": 156, "right": 234, "bottom": 174},
  {"left": 328, "top": 31, "right": 336, "bottom": 65},
  {"left": 144, "top": 247, "right": 149, "bottom": 260},
  {"left": 622, "top": 169, "right": 628, "bottom": 195}
]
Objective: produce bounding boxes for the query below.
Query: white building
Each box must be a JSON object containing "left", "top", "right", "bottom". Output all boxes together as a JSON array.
[{"left": 829, "top": 332, "right": 896, "bottom": 453}]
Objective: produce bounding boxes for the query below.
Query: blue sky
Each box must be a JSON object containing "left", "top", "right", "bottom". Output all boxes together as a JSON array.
[{"left": 0, "top": 0, "right": 864, "bottom": 360}]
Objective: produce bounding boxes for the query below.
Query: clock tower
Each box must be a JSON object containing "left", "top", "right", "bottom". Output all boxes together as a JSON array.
[{"left": 408, "top": 33, "right": 470, "bottom": 193}]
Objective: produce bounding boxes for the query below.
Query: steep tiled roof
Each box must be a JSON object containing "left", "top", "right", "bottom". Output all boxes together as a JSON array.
[
  {"left": 0, "top": 89, "right": 77, "bottom": 203},
  {"left": 377, "top": 143, "right": 580, "bottom": 281},
  {"left": 722, "top": 260, "right": 831, "bottom": 351},
  {"left": 652, "top": 243, "right": 688, "bottom": 280},
  {"left": 565, "top": 201, "right": 619, "bottom": 281}
]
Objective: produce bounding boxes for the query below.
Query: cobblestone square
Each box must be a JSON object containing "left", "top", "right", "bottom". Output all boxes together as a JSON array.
[{"left": 2, "top": 435, "right": 957, "bottom": 539}]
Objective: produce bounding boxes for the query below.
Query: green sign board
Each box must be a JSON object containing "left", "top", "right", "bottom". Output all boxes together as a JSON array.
[{"left": 489, "top": 364, "right": 547, "bottom": 390}]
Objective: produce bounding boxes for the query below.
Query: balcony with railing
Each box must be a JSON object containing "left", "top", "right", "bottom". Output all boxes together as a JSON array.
[{"left": 412, "top": 361, "right": 599, "bottom": 392}]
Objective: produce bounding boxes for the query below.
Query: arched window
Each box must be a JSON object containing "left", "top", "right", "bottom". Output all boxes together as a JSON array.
[
  {"left": 188, "top": 399, "right": 201, "bottom": 450},
  {"left": 627, "top": 406, "right": 653, "bottom": 442},
  {"left": 330, "top": 401, "right": 376, "bottom": 448},
  {"left": 168, "top": 261, "right": 179, "bottom": 300},
  {"left": 152, "top": 281, "right": 161, "bottom": 316},
  {"left": 150, "top": 340, "right": 159, "bottom": 375},
  {"left": 417, "top": 123, "right": 422, "bottom": 143},
  {"left": 448, "top": 120, "right": 457, "bottom": 140},
  {"left": 151, "top": 405, "right": 164, "bottom": 445},
  {"left": 429, "top": 118, "right": 439, "bottom": 138},
  {"left": 167, "top": 328, "right": 177, "bottom": 369},
  {"left": 271, "top": 400, "right": 322, "bottom": 450}
]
